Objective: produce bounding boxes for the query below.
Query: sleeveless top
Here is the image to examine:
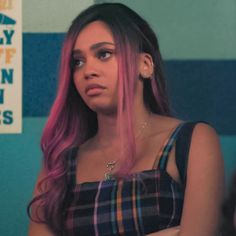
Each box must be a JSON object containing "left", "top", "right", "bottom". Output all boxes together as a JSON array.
[{"left": 63, "top": 121, "right": 199, "bottom": 236}]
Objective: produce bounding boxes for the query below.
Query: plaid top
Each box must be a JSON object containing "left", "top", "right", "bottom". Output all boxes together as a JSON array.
[{"left": 64, "top": 123, "right": 186, "bottom": 236}]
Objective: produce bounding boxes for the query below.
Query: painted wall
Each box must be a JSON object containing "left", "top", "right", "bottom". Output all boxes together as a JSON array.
[
  {"left": 0, "top": 0, "right": 235, "bottom": 235},
  {"left": 96, "top": 0, "right": 236, "bottom": 59},
  {"left": 0, "top": 1, "right": 94, "bottom": 235}
]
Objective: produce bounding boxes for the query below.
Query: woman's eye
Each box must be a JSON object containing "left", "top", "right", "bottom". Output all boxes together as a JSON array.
[
  {"left": 73, "top": 59, "right": 84, "bottom": 69},
  {"left": 97, "top": 50, "right": 112, "bottom": 60}
]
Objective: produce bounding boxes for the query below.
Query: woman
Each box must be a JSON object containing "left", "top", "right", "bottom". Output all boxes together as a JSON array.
[{"left": 28, "top": 3, "right": 224, "bottom": 236}]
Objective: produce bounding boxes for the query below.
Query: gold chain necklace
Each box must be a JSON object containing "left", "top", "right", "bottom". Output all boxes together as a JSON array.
[{"left": 103, "top": 120, "right": 149, "bottom": 181}]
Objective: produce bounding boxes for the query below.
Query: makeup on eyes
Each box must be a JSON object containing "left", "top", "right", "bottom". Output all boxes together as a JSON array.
[
  {"left": 96, "top": 48, "right": 115, "bottom": 59},
  {"left": 72, "top": 41, "right": 115, "bottom": 56},
  {"left": 72, "top": 47, "right": 115, "bottom": 69}
]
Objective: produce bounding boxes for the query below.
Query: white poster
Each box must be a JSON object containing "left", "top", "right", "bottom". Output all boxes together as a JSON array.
[{"left": 0, "top": 0, "right": 22, "bottom": 133}]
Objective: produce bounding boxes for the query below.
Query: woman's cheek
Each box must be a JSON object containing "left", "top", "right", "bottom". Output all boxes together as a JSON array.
[{"left": 73, "top": 76, "right": 83, "bottom": 95}]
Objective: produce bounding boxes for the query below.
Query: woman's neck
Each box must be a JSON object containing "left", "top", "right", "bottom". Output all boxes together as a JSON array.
[{"left": 94, "top": 105, "right": 153, "bottom": 148}]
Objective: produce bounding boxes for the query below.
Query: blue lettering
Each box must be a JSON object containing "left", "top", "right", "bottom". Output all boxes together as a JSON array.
[
  {"left": 0, "top": 30, "right": 15, "bottom": 45},
  {"left": 3, "top": 110, "right": 13, "bottom": 124},
  {"left": 0, "top": 89, "right": 4, "bottom": 104},
  {"left": 4, "top": 30, "right": 14, "bottom": 45},
  {"left": 1, "top": 68, "right": 13, "bottom": 84}
]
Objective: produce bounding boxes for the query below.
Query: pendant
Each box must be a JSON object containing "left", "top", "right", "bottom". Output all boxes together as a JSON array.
[
  {"left": 105, "top": 172, "right": 113, "bottom": 181},
  {"left": 105, "top": 160, "right": 117, "bottom": 181},
  {"left": 107, "top": 160, "right": 116, "bottom": 169}
]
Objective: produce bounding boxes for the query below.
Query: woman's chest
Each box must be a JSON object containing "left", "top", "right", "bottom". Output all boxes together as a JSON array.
[
  {"left": 64, "top": 172, "right": 184, "bottom": 235},
  {"left": 75, "top": 146, "right": 180, "bottom": 185}
]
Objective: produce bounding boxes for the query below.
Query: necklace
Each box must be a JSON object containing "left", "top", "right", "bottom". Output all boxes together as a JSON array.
[
  {"left": 103, "top": 120, "right": 149, "bottom": 181},
  {"left": 105, "top": 160, "right": 117, "bottom": 180}
]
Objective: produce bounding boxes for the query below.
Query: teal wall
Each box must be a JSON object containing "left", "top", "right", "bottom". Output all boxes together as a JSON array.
[
  {"left": 0, "top": 118, "right": 45, "bottom": 236},
  {"left": 96, "top": 0, "right": 236, "bottom": 59},
  {"left": 0, "top": 0, "right": 235, "bottom": 235}
]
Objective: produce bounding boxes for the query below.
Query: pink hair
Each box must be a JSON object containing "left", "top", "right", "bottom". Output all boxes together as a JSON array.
[{"left": 27, "top": 3, "right": 171, "bottom": 234}]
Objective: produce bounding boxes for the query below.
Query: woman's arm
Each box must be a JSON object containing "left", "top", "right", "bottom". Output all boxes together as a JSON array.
[
  {"left": 28, "top": 221, "right": 54, "bottom": 236},
  {"left": 147, "top": 123, "right": 224, "bottom": 236},
  {"left": 178, "top": 123, "right": 224, "bottom": 236},
  {"left": 146, "top": 226, "right": 180, "bottom": 236},
  {"left": 28, "top": 169, "right": 54, "bottom": 236}
]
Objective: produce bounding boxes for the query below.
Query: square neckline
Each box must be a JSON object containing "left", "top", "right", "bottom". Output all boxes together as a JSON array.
[{"left": 70, "top": 122, "right": 186, "bottom": 187}]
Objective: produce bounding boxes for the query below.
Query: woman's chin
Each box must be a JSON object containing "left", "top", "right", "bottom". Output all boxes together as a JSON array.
[{"left": 89, "top": 104, "right": 117, "bottom": 116}]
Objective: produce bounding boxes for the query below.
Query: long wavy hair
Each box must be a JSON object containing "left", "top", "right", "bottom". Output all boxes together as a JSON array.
[{"left": 27, "top": 2, "right": 170, "bottom": 234}]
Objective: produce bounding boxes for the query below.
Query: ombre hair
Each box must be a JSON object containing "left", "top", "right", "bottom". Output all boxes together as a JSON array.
[{"left": 27, "top": 3, "right": 170, "bottom": 234}]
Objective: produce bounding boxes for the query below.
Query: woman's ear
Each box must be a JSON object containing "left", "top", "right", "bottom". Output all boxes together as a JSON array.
[{"left": 138, "top": 53, "right": 154, "bottom": 79}]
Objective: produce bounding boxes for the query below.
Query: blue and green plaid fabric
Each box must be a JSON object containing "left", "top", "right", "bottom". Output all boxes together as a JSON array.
[{"left": 64, "top": 123, "right": 185, "bottom": 236}]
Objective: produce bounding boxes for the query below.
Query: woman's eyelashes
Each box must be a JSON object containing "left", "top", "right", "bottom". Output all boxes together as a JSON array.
[
  {"left": 72, "top": 48, "right": 114, "bottom": 70},
  {"left": 73, "top": 58, "right": 84, "bottom": 68},
  {"left": 97, "top": 49, "right": 113, "bottom": 60}
]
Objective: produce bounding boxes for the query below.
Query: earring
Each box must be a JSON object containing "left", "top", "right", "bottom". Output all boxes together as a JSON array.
[
  {"left": 141, "top": 73, "right": 150, "bottom": 79},
  {"left": 140, "top": 60, "right": 155, "bottom": 79},
  {"left": 141, "top": 67, "right": 150, "bottom": 78},
  {"left": 149, "top": 62, "right": 155, "bottom": 79}
]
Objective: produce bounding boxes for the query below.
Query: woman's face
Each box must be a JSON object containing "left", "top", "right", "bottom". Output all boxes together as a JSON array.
[{"left": 72, "top": 20, "right": 118, "bottom": 114}]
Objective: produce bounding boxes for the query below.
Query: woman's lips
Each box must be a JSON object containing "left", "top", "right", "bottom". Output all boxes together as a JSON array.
[{"left": 85, "top": 84, "right": 106, "bottom": 96}]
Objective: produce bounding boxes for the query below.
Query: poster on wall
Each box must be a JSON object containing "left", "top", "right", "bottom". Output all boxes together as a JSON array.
[{"left": 0, "top": 0, "right": 22, "bottom": 133}]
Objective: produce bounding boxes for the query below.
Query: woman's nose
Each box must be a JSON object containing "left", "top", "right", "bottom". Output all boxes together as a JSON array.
[{"left": 83, "top": 58, "right": 99, "bottom": 80}]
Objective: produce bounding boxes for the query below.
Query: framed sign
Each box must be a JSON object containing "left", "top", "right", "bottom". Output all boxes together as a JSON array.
[{"left": 0, "top": 0, "right": 22, "bottom": 133}]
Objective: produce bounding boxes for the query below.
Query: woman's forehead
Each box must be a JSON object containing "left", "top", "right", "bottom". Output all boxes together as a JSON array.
[{"left": 74, "top": 21, "right": 115, "bottom": 50}]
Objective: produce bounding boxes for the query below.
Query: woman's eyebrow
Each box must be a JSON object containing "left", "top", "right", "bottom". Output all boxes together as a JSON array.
[{"left": 72, "top": 42, "right": 115, "bottom": 56}]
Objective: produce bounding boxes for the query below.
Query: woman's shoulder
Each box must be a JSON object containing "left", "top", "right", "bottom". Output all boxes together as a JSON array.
[
  {"left": 178, "top": 120, "right": 223, "bottom": 179},
  {"left": 189, "top": 121, "right": 220, "bottom": 158},
  {"left": 149, "top": 114, "right": 183, "bottom": 134},
  {"left": 150, "top": 116, "right": 220, "bottom": 155},
  {"left": 153, "top": 115, "right": 216, "bottom": 136}
]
